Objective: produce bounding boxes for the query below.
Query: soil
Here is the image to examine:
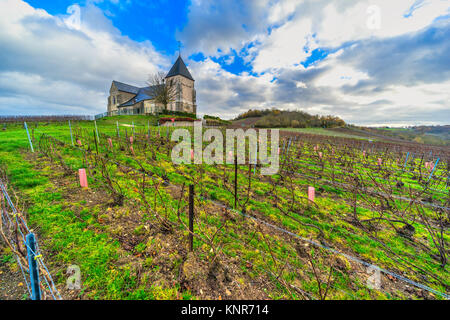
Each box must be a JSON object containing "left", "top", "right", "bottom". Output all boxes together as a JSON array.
[
  {"left": 0, "top": 248, "right": 28, "bottom": 300},
  {"left": 21, "top": 151, "right": 273, "bottom": 300}
]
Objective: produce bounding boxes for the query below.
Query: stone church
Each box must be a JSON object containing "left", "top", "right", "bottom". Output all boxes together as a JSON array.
[{"left": 107, "top": 55, "right": 196, "bottom": 115}]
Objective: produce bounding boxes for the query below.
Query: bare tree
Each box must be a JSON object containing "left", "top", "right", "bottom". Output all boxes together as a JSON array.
[{"left": 146, "top": 72, "right": 177, "bottom": 112}]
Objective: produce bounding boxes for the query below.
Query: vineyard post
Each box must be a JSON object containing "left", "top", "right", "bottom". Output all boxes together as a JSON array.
[
  {"left": 69, "top": 120, "right": 74, "bottom": 146},
  {"left": 24, "top": 122, "right": 34, "bottom": 153},
  {"left": 254, "top": 138, "right": 258, "bottom": 175},
  {"left": 94, "top": 129, "right": 98, "bottom": 154},
  {"left": 427, "top": 158, "right": 439, "bottom": 182},
  {"left": 403, "top": 152, "right": 409, "bottom": 172},
  {"left": 94, "top": 120, "right": 100, "bottom": 144},
  {"left": 234, "top": 155, "right": 238, "bottom": 209},
  {"left": 26, "top": 233, "right": 41, "bottom": 300},
  {"left": 189, "top": 184, "right": 194, "bottom": 252}
]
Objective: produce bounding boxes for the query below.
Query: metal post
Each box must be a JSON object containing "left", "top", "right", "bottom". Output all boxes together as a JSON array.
[
  {"left": 24, "top": 122, "right": 34, "bottom": 153},
  {"left": 428, "top": 158, "right": 440, "bottom": 182},
  {"left": 94, "top": 120, "right": 100, "bottom": 144},
  {"left": 234, "top": 155, "right": 238, "bottom": 209},
  {"left": 189, "top": 184, "right": 194, "bottom": 252},
  {"left": 26, "top": 233, "right": 41, "bottom": 300},
  {"left": 403, "top": 152, "right": 409, "bottom": 171},
  {"left": 69, "top": 120, "right": 74, "bottom": 146}
]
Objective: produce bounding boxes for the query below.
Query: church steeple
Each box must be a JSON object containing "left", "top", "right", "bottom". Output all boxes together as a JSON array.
[{"left": 165, "top": 56, "right": 194, "bottom": 81}]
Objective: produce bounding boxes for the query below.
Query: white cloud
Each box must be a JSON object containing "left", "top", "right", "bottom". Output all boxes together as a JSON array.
[{"left": 0, "top": 0, "right": 168, "bottom": 115}]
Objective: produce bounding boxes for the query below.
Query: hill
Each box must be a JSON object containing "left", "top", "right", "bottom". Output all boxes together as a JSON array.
[{"left": 233, "top": 108, "right": 346, "bottom": 129}]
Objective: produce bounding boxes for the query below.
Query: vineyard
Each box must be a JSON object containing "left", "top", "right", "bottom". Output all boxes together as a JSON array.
[{"left": 0, "top": 118, "right": 449, "bottom": 300}]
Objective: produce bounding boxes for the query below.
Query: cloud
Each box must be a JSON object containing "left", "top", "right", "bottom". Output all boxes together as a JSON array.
[
  {"left": 179, "top": 0, "right": 450, "bottom": 125},
  {"left": 0, "top": 0, "right": 168, "bottom": 115},
  {"left": 178, "top": 0, "right": 272, "bottom": 57}
]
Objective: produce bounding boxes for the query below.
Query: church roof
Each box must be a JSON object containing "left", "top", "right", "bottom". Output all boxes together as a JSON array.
[
  {"left": 165, "top": 56, "right": 194, "bottom": 81},
  {"left": 119, "top": 85, "right": 162, "bottom": 107},
  {"left": 112, "top": 80, "right": 140, "bottom": 94}
]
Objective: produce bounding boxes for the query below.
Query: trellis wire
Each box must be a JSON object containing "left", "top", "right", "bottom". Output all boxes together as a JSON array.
[{"left": 0, "top": 179, "right": 62, "bottom": 300}]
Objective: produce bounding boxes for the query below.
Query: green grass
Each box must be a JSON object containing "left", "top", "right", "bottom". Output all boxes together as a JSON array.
[{"left": 0, "top": 115, "right": 447, "bottom": 300}]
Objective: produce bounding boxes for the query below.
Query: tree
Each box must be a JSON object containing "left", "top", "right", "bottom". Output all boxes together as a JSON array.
[{"left": 146, "top": 72, "right": 177, "bottom": 112}]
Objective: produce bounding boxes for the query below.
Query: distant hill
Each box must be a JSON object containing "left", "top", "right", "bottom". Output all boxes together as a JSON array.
[
  {"left": 233, "top": 108, "right": 346, "bottom": 128},
  {"left": 358, "top": 125, "right": 450, "bottom": 146}
]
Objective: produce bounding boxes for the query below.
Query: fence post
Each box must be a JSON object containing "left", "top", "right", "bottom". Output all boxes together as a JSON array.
[
  {"left": 24, "top": 122, "right": 34, "bottom": 153},
  {"left": 26, "top": 233, "right": 41, "bottom": 300},
  {"left": 116, "top": 121, "right": 120, "bottom": 138},
  {"left": 189, "top": 184, "right": 194, "bottom": 252}
]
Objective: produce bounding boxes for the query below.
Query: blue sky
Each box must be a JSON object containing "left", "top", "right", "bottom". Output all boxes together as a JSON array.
[{"left": 0, "top": 0, "right": 449, "bottom": 126}]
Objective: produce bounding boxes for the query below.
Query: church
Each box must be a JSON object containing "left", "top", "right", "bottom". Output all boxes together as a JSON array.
[{"left": 107, "top": 55, "right": 196, "bottom": 115}]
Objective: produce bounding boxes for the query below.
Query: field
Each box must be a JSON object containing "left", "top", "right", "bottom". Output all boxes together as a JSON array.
[
  {"left": 279, "top": 128, "right": 375, "bottom": 141},
  {"left": 0, "top": 117, "right": 449, "bottom": 300}
]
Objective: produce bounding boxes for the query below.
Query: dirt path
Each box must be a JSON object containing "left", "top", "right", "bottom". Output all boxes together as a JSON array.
[{"left": 0, "top": 248, "right": 28, "bottom": 300}]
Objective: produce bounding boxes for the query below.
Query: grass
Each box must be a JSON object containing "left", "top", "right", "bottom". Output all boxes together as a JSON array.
[{"left": 0, "top": 116, "right": 448, "bottom": 300}]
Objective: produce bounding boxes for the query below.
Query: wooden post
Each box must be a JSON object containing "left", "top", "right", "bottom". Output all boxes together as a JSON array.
[{"left": 189, "top": 184, "right": 194, "bottom": 252}]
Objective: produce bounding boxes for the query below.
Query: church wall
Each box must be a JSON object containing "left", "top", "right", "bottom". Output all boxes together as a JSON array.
[
  {"left": 108, "top": 88, "right": 136, "bottom": 113},
  {"left": 166, "top": 75, "right": 196, "bottom": 114}
]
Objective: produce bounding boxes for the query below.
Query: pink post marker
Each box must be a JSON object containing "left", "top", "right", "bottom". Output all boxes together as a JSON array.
[
  {"left": 191, "top": 149, "right": 194, "bottom": 161},
  {"left": 318, "top": 152, "right": 323, "bottom": 159},
  {"left": 363, "top": 150, "right": 366, "bottom": 157},
  {"left": 130, "top": 146, "right": 135, "bottom": 156},
  {"left": 308, "top": 186, "right": 315, "bottom": 202},
  {"left": 425, "top": 162, "right": 429, "bottom": 169},
  {"left": 228, "top": 151, "right": 233, "bottom": 162},
  {"left": 79, "top": 169, "right": 88, "bottom": 188},
  {"left": 278, "top": 147, "right": 280, "bottom": 155},
  {"left": 130, "top": 136, "right": 134, "bottom": 144},
  {"left": 378, "top": 158, "right": 382, "bottom": 166},
  {"left": 77, "top": 139, "right": 82, "bottom": 146},
  {"left": 107, "top": 138, "right": 113, "bottom": 149}
]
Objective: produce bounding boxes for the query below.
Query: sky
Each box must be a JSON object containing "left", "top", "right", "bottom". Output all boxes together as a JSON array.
[{"left": 0, "top": 0, "right": 449, "bottom": 126}]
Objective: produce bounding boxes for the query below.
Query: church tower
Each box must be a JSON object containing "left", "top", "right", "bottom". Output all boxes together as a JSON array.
[{"left": 165, "top": 55, "right": 197, "bottom": 115}]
